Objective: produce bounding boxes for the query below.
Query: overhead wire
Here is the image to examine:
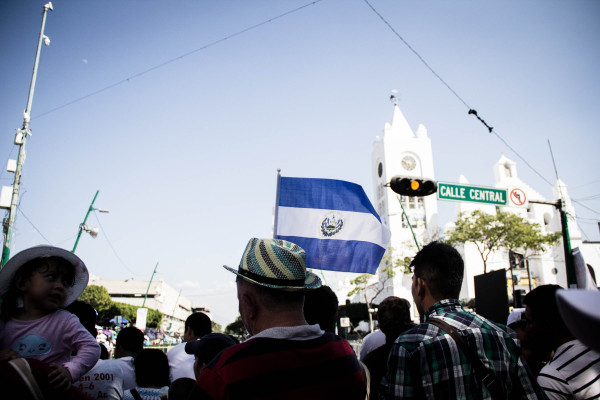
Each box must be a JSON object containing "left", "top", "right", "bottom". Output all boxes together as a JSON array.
[
  {"left": 362, "top": 0, "right": 557, "bottom": 188},
  {"left": 362, "top": 0, "right": 470, "bottom": 109},
  {"left": 363, "top": 0, "right": 599, "bottom": 232},
  {"left": 32, "top": 0, "right": 325, "bottom": 121},
  {"left": 93, "top": 212, "right": 145, "bottom": 277},
  {"left": 16, "top": 205, "right": 53, "bottom": 245}
]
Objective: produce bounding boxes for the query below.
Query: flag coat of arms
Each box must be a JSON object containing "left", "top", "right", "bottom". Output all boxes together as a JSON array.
[{"left": 274, "top": 176, "right": 391, "bottom": 274}]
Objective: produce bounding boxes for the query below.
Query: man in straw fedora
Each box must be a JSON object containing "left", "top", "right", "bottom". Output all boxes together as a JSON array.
[{"left": 189, "top": 238, "right": 366, "bottom": 400}]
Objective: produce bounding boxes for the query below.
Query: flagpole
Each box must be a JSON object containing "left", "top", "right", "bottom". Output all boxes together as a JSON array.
[{"left": 273, "top": 169, "right": 281, "bottom": 238}]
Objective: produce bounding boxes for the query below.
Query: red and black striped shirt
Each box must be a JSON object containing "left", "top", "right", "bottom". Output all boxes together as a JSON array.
[{"left": 190, "top": 331, "right": 366, "bottom": 399}]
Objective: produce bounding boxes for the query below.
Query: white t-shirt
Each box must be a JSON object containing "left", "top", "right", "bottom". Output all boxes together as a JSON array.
[
  {"left": 167, "top": 342, "right": 196, "bottom": 380},
  {"left": 359, "top": 329, "right": 386, "bottom": 360},
  {"left": 76, "top": 359, "right": 124, "bottom": 400},
  {"left": 114, "top": 356, "right": 136, "bottom": 390}
]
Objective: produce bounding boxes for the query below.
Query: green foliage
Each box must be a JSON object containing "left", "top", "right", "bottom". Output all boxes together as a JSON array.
[
  {"left": 79, "top": 285, "right": 112, "bottom": 312},
  {"left": 96, "top": 302, "right": 162, "bottom": 329},
  {"left": 445, "top": 210, "right": 561, "bottom": 273},
  {"left": 224, "top": 315, "right": 247, "bottom": 340},
  {"left": 347, "top": 248, "right": 412, "bottom": 307},
  {"left": 211, "top": 320, "right": 222, "bottom": 333},
  {"left": 79, "top": 285, "right": 164, "bottom": 329}
]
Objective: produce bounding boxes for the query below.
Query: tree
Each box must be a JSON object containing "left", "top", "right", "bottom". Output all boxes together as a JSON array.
[
  {"left": 78, "top": 285, "right": 163, "bottom": 328},
  {"left": 444, "top": 210, "right": 561, "bottom": 273},
  {"left": 211, "top": 320, "right": 222, "bottom": 333},
  {"left": 96, "top": 301, "right": 163, "bottom": 329},
  {"left": 347, "top": 251, "right": 411, "bottom": 308},
  {"left": 224, "top": 316, "right": 247, "bottom": 340},
  {"left": 347, "top": 249, "right": 412, "bottom": 331},
  {"left": 78, "top": 285, "right": 112, "bottom": 312}
]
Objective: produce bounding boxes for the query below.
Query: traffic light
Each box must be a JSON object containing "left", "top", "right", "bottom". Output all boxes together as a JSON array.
[{"left": 389, "top": 175, "right": 438, "bottom": 197}]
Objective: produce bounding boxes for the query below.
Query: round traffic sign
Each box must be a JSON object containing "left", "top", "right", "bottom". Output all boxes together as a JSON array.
[{"left": 510, "top": 188, "right": 527, "bottom": 207}]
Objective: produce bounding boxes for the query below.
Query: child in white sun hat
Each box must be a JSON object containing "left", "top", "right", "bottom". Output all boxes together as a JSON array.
[{"left": 0, "top": 246, "right": 100, "bottom": 391}]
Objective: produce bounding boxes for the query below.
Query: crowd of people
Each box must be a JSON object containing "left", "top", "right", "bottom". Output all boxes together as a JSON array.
[{"left": 0, "top": 239, "right": 598, "bottom": 399}]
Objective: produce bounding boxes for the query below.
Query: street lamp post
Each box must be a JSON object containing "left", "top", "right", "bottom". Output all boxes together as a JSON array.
[
  {"left": 142, "top": 262, "right": 159, "bottom": 308},
  {"left": 72, "top": 190, "right": 109, "bottom": 253},
  {"left": 1, "top": 2, "right": 54, "bottom": 267}
]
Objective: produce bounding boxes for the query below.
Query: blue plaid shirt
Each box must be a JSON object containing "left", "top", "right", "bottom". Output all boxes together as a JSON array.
[{"left": 381, "top": 299, "right": 547, "bottom": 399}]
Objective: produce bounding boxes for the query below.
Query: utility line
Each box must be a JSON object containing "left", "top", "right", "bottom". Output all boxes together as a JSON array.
[
  {"left": 0, "top": 146, "right": 16, "bottom": 182},
  {"left": 93, "top": 212, "right": 144, "bottom": 277},
  {"left": 17, "top": 205, "right": 53, "bottom": 245},
  {"left": 362, "top": 0, "right": 559, "bottom": 189},
  {"left": 571, "top": 199, "right": 599, "bottom": 216},
  {"left": 574, "top": 194, "right": 600, "bottom": 202},
  {"left": 363, "top": 0, "right": 470, "bottom": 109},
  {"left": 32, "top": 0, "right": 324, "bottom": 120}
]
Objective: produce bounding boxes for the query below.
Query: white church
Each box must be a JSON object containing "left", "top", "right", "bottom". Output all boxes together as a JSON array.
[{"left": 337, "top": 103, "right": 598, "bottom": 322}]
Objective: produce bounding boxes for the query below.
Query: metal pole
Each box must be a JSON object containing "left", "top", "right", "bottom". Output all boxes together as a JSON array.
[
  {"left": 1, "top": 3, "right": 53, "bottom": 267},
  {"left": 72, "top": 190, "right": 99, "bottom": 253},
  {"left": 171, "top": 289, "right": 182, "bottom": 316},
  {"left": 396, "top": 196, "right": 421, "bottom": 251},
  {"left": 273, "top": 169, "right": 281, "bottom": 238},
  {"left": 528, "top": 199, "right": 576, "bottom": 287},
  {"left": 559, "top": 204, "right": 576, "bottom": 287},
  {"left": 142, "top": 262, "right": 159, "bottom": 308}
]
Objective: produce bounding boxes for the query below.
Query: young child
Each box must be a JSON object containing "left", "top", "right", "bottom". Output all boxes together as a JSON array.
[{"left": 0, "top": 245, "right": 100, "bottom": 391}]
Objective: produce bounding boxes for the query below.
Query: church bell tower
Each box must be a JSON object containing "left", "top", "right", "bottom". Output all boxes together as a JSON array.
[{"left": 371, "top": 102, "right": 439, "bottom": 260}]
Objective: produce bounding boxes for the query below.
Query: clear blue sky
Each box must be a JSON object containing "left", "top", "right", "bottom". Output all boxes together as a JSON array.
[{"left": 1, "top": 0, "right": 599, "bottom": 327}]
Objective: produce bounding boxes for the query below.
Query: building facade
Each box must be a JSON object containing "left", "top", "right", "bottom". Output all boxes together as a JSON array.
[{"left": 89, "top": 276, "right": 195, "bottom": 334}]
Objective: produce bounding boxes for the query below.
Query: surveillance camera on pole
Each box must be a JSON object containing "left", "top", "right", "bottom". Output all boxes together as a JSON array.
[{"left": 389, "top": 175, "right": 438, "bottom": 197}]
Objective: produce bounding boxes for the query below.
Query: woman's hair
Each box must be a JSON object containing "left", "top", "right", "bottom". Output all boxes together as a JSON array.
[
  {"left": 0, "top": 256, "right": 75, "bottom": 321},
  {"left": 134, "top": 349, "right": 170, "bottom": 388}
]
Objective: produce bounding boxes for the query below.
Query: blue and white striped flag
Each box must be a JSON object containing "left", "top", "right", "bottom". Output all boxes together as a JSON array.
[{"left": 275, "top": 177, "right": 391, "bottom": 274}]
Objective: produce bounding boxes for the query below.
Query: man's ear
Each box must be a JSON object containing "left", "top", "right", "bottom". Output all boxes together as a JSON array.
[
  {"left": 241, "top": 292, "right": 258, "bottom": 320},
  {"left": 415, "top": 276, "right": 428, "bottom": 299}
]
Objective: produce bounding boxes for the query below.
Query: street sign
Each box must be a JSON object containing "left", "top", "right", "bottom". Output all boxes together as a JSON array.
[
  {"left": 437, "top": 182, "right": 507, "bottom": 206},
  {"left": 508, "top": 187, "right": 527, "bottom": 208},
  {"left": 136, "top": 307, "right": 148, "bottom": 330}
]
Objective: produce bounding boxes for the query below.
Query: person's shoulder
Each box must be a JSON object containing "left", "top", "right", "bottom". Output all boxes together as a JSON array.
[
  {"left": 166, "top": 342, "right": 186, "bottom": 356},
  {"left": 55, "top": 308, "right": 83, "bottom": 324},
  {"left": 93, "top": 359, "right": 125, "bottom": 374},
  {"left": 114, "top": 356, "right": 134, "bottom": 368},
  {"left": 398, "top": 321, "right": 436, "bottom": 341}
]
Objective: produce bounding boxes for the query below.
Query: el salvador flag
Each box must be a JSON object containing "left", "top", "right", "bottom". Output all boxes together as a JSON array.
[{"left": 275, "top": 177, "right": 391, "bottom": 274}]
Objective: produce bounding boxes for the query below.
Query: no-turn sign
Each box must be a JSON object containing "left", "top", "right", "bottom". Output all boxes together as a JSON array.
[{"left": 509, "top": 188, "right": 527, "bottom": 207}]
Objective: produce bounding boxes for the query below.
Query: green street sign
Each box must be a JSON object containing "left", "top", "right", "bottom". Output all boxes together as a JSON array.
[{"left": 437, "top": 182, "right": 507, "bottom": 206}]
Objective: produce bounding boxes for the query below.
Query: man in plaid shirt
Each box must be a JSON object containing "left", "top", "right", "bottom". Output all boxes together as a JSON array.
[{"left": 381, "top": 241, "right": 546, "bottom": 399}]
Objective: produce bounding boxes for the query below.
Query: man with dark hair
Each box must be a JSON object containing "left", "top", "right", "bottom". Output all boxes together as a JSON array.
[
  {"left": 185, "top": 333, "right": 237, "bottom": 378},
  {"left": 303, "top": 284, "right": 339, "bottom": 333},
  {"left": 382, "top": 241, "right": 545, "bottom": 399},
  {"left": 167, "top": 312, "right": 212, "bottom": 381},
  {"left": 363, "top": 296, "right": 414, "bottom": 399},
  {"left": 524, "top": 284, "right": 600, "bottom": 399},
  {"left": 114, "top": 326, "right": 145, "bottom": 390},
  {"left": 76, "top": 326, "right": 144, "bottom": 399},
  {"left": 190, "top": 238, "right": 365, "bottom": 399},
  {"left": 125, "top": 348, "right": 170, "bottom": 399}
]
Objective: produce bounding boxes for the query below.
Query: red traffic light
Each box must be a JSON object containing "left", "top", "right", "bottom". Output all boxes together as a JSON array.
[{"left": 390, "top": 176, "right": 437, "bottom": 197}]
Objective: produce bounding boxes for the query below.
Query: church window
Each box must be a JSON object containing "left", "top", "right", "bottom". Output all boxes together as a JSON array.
[
  {"left": 504, "top": 163, "right": 512, "bottom": 177},
  {"left": 543, "top": 213, "right": 551, "bottom": 226}
]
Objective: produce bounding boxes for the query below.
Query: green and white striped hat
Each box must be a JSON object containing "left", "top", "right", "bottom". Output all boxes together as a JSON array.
[{"left": 223, "top": 238, "right": 322, "bottom": 291}]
